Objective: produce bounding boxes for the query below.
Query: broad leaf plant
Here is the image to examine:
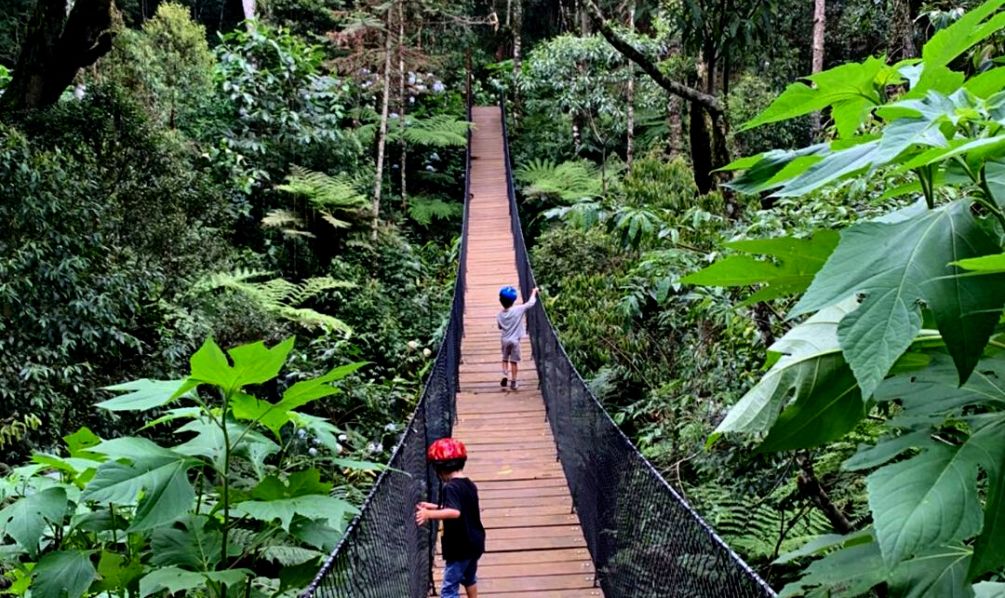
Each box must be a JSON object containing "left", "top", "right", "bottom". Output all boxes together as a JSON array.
[
  {"left": 0, "top": 338, "right": 371, "bottom": 598},
  {"left": 688, "top": 1, "right": 1005, "bottom": 595}
]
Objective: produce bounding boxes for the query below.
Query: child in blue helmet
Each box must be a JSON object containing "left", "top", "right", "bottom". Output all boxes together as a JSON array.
[{"left": 497, "top": 285, "right": 538, "bottom": 390}]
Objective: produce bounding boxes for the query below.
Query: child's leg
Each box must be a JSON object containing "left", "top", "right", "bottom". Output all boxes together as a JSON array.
[
  {"left": 510, "top": 361, "right": 519, "bottom": 383},
  {"left": 462, "top": 559, "right": 479, "bottom": 598},
  {"left": 442, "top": 561, "right": 466, "bottom": 598}
]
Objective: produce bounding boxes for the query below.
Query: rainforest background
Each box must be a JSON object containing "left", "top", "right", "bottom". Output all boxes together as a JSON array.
[{"left": 1, "top": 0, "right": 1004, "bottom": 596}]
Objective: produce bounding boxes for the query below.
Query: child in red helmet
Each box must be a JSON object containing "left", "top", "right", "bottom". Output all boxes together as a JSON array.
[
  {"left": 497, "top": 286, "right": 538, "bottom": 391},
  {"left": 416, "top": 438, "right": 485, "bottom": 598}
]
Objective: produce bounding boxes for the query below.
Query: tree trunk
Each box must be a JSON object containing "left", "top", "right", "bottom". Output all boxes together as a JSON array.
[
  {"left": 513, "top": 0, "right": 523, "bottom": 81},
  {"left": 398, "top": 0, "right": 407, "bottom": 211},
  {"left": 667, "top": 95, "right": 683, "bottom": 157},
  {"left": 889, "top": 0, "right": 916, "bottom": 60},
  {"left": 372, "top": 8, "right": 394, "bottom": 238},
  {"left": 1, "top": 0, "right": 115, "bottom": 114},
  {"left": 625, "top": 0, "right": 635, "bottom": 167},
  {"left": 810, "top": 0, "right": 825, "bottom": 137},
  {"left": 241, "top": 0, "right": 255, "bottom": 20}
]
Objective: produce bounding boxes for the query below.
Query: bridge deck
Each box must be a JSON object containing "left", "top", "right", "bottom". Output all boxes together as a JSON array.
[{"left": 433, "top": 106, "right": 599, "bottom": 597}]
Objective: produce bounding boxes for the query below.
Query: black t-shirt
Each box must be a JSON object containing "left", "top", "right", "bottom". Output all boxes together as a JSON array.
[{"left": 440, "top": 477, "right": 486, "bottom": 561}]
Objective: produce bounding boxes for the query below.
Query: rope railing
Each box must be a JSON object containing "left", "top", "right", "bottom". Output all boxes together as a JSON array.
[{"left": 499, "top": 96, "right": 775, "bottom": 597}]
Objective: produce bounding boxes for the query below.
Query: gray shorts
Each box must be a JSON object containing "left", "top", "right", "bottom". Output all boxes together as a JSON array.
[{"left": 501, "top": 340, "right": 521, "bottom": 362}]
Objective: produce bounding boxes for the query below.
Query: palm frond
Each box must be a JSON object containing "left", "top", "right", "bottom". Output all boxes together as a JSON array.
[
  {"left": 407, "top": 195, "right": 462, "bottom": 226},
  {"left": 515, "top": 158, "right": 603, "bottom": 202}
]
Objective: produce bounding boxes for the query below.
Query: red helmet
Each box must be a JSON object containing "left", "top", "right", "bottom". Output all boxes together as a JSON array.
[{"left": 427, "top": 438, "right": 467, "bottom": 462}]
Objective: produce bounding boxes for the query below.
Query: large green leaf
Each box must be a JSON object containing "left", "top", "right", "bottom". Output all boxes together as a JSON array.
[
  {"left": 82, "top": 448, "right": 197, "bottom": 532},
  {"left": 868, "top": 419, "right": 1005, "bottom": 566},
  {"left": 889, "top": 544, "right": 973, "bottom": 598},
  {"left": 97, "top": 379, "right": 195, "bottom": 412},
  {"left": 150, "top": 516, "right": 222, "bottom": 571},
  {"left": 742, "top": 57, "right": 888, "bottom": 136},
  {"left": 138, "top": 567, "right": 205, "bottom": 598},
  {"left": 173, "top": 418, "right": 278, "bottom": 478},
  {"left": 757, "top": 362, "right": 864, "bottom": 452},
  {"left": 0, "top": 487, "right": 68, "bottom": 556},
  {"left": 32, "top": 550, "right": 96, "bottom": 598},
  {"left": 233, "top": 494, "right": 356, "bottom": 532},
  {"left": 778, "top": 539, "right": 887, "bottom": 597},
  {"left": 792, "top": 201, "right": 1004, "bottom": 398},
  {"left": 189, "top": 337, "right": 295, "bottom": 392},
  {"left": 683, "top": 230, "right": 839, "bottom": 304},
  {"left": 713, "top": 300, "right": 854, "bottom": 440},
  {"left": 913, "top": 0, "right": 1005, "bottom": 96}
]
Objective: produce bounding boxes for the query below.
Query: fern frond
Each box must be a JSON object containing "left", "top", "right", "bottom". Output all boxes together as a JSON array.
[
  {"left": 402, "top": 115, "right": 471, "bottom": 147},
  {"left": 321, "top": 212, "right": 352, "bottom": 229},
  {"left": 199, "top": 271, "right": 354, "bottom": 336},
  {"left": 279, "top": 166, "right": 369, "bottom": 209},
  {"left": 407, "top": 195, "right": 462, "bottom": 226},
  {"left": 261, "top": 209, "right": 304, "bottom": 229},
  {"left": 514, "top": 159, "right": 602, "bottom": 202}
]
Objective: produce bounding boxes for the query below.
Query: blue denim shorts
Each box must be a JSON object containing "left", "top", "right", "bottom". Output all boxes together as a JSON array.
[{"left": 442, "top": 559, "right": 478, "bottom": 598}]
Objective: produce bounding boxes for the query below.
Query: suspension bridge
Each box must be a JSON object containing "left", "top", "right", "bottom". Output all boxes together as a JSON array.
[{"left": 301, "top": 102, "right": 776, "bottom": 597}]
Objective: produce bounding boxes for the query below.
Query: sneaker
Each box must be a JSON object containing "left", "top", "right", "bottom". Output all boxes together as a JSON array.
[
  {"left": 500, "top": 377, "right": 508, "bottom": 388},
  {"left": 510, "top": 380, "right": 519, "bottom": 391}
]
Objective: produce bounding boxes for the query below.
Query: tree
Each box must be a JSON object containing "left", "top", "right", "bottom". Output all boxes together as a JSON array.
[
  {"left": 1, "top": 0, "right": 115, "bottom": 113},
  {"left": 582, "top": 0, "right": 728, "bottom": 193},
  {"left": 372, "top": 5, "right": 394, "bottom": 237},
  {"left": 810, "top": 0, "right": 825, "bottom": 137}
]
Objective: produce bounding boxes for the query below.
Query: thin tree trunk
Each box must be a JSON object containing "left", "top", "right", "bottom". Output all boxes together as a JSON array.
[
  {"left": 625, "top": 0, "right": 635, "bottom": 167},
  {"left": 513, "top": 0, "right": 523, "bottom": 81},
  {"left": 372, "top": 8, "right": 394, "bottom": 238},
  {"left": 1, "top": 0, "right": 114, "bottom": 113},
  {"left": 810, "top": 0, "right": 825, "bottom": 138},
  {"left": 889, "top": 0, "right": 916, "bottom": 60},
  {"left": 398, "top": 0, "right": 407, "bottom": 210},
  {"left": 667, "top": 95, "right": 683, "bottom": 157}
]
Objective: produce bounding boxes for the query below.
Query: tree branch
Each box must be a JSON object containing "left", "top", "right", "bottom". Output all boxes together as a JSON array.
[{"left": 582, "top": 0, "right": 723, "bottom": 116}]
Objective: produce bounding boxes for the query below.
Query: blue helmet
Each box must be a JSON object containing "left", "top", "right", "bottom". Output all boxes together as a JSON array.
[{"left": 499, "top": 286, "right": 518, "bottom": 301}]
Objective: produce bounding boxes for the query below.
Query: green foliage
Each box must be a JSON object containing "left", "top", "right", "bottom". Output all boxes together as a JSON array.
[
  {"left": 0, "top": 338, "right": 371, "bottom": 598},
  {"left": 407, "top": 195, "right": 463, "bottom": 226},
  {"left": 693, "top": 3, "right": 1005, "bottom": 594},
  {"left": 96, "top": 3, "right": 215, "bottom": 134},
  {"left": 196, "top": 270, "right": 354, "bottom": 335},
  {"left": 682, "top": 231, "right": 839, "bottom": 305},
  {"left": 214, "top": 21, "right": 356, "bottom": 182},
  {"left": 515, "top": 158, "right": 603, "bottom": 202},
  {"left": 272, "top": 165, "right": 370, "bottom": 234}
]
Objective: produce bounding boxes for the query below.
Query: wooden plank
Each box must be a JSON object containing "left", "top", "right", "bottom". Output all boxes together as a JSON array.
[{"left": 433, "top": 105, "right": 594, "bottom": 598}]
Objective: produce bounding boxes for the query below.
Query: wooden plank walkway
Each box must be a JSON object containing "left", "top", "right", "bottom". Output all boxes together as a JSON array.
[{"left": 434, "top": 106, "right": 599, "bottom": 597}]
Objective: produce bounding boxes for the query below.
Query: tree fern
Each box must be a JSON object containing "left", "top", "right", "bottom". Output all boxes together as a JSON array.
[
  {"left": 407, "top": 195, "right": 462, "bottom": 226},
  {"left": 514, "top": 158, "right": 603, "bottom": 202},
  {"left": 198, "top": 269, "right": 354, "bottom": 336},
  {"left": 400, "top": 115, "right": 471, "bottom": 147},
  {"left": 273, "top": 166, "right": 370, "bottom": 235}
]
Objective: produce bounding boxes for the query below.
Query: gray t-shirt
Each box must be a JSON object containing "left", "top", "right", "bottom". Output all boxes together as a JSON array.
[{"left": 496, "top": 295, "right": 536, "bottom": 345}]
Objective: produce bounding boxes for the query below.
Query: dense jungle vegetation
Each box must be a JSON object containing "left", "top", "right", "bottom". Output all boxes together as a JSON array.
[{"left": 1, "top": 0, "right": 1005, "bottom": 595}]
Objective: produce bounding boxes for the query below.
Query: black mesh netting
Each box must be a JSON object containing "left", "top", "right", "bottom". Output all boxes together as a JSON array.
[
  {"left": 500, "top": 99, "right": 775, "bottom": 597},
  {"left": 302, "top": 93, "right": 774, "bottom": 597}
]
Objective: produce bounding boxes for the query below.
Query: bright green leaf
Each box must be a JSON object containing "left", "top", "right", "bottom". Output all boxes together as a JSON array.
[
  {"left": 0, "top": 487, "right": 67, "bottom": 556},
  {"left": 793, "top": 201, "right": 1004, "bottom": 398}
]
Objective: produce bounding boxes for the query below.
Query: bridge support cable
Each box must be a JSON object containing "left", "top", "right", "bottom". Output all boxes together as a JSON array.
[{"left": 499, "top": 97, "right": 776, "bottom": 598}]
